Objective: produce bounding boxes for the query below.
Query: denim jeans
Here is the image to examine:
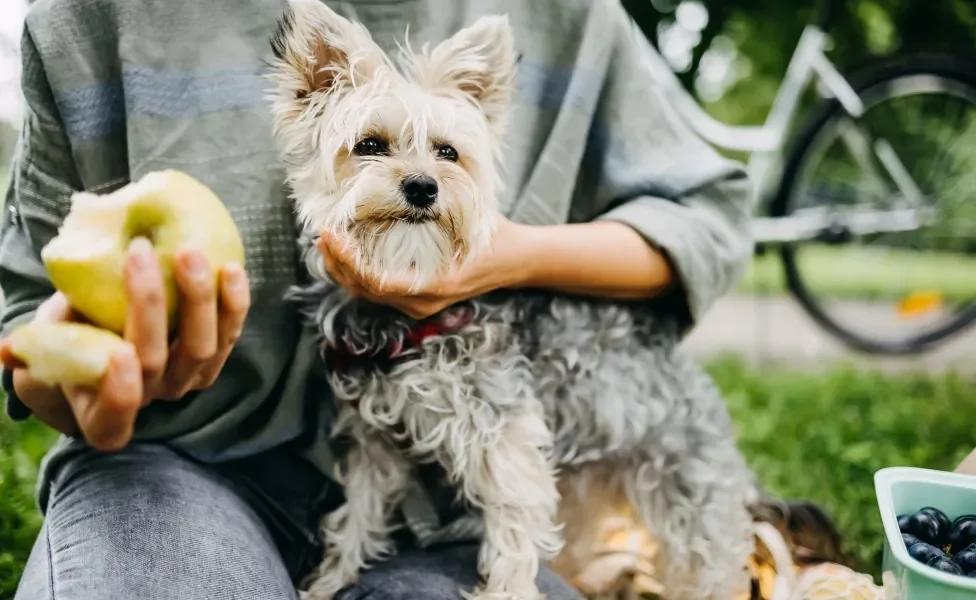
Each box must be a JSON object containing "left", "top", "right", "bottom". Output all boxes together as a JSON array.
[{"left": 14, "top": 443, "right": 581, "bottom": 600}]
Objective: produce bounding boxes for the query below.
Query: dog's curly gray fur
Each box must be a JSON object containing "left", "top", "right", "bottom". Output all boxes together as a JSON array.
[
  {"left": 267, "top": 3, "right": 759, "bottom": 597},
  {"left": 291, "top": 250, "right": 758, "bottom": 600}
]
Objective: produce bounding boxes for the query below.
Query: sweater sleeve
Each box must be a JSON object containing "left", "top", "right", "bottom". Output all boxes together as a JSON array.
[
  {"left": 1, "top": 25, "right": 85, "bottom": 420},
  {"left": 575, "top": 0, "right": 755, "bottom": 326}
]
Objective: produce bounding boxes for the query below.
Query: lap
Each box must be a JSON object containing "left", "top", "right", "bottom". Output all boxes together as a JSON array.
[
  {"left": 16, "top": 443, "right": 299, "bottom": 600},
  {"left": 337, "top": 545, "right": 582, "bottom": 600},
  {"left": 15, "top": 443, "right": 580, "bottom": 600}
]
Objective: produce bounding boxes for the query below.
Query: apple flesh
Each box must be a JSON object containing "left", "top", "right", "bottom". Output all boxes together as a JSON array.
[
  {"left": 41, "top": 169, "right": 246, "bottom": 334},
  {"left": 8, "top": 170, "right": 245, "bottom": 387},
  {"left": 6, "top": 322, "right": 130, "bottom": 387}
]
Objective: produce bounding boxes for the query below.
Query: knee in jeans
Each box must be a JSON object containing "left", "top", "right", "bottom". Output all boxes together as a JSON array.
[
  {"left": 26, "top": 444, "right": 299, "bottom": 600},
  {"left": 332, "top": 545, "right": 582, "bottom": 600},
  {"left": 337, "top": 572, "right": 461, "bottom": 600},
  {"left": 337, "top": 568, "right": 582, "bottom": 600}
]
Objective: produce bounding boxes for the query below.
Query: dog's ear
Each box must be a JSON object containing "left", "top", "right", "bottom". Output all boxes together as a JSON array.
[
  {"left": 411, "top": 15, "right": 517, "bottom": 136},
  {"left": 269, "top": 0, "right": 389, "bottom": 103}
]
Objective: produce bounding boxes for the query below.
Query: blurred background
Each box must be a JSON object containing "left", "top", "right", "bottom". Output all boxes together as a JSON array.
[
  {"left": 622, "top": 0, "right": 976, "bottom": 373},
  {"left": 0, "top": 0, "right": 974, "bottom": 594}
]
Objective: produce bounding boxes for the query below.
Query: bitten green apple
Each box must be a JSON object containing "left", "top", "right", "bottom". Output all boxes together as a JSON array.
[
  {"left": 43, "top": 169, "right": 246, "bottom": 333},
  {"left": 6, "top": 170, "right": 245, "bottom": 387}
]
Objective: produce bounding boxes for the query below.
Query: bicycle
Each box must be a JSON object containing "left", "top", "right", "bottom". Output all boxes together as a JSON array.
[{"left": 626, "top": 0, "right": 976, "bottom": 355}]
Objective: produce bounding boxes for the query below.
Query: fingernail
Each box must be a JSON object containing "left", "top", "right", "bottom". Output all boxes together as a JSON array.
[
  {"left": 128, "top": 237, "right": 153, "bottom": 268},
  {"left": 35, "top": 293, "right": 70, "bottom": 323},
  {"left": 182, "top": 250, "right": 207, "bottom": 279},
  {"left": 115, "top": 347, "right": 141, "bottom": 385},
  {"left": 72, "top": 388, "right": 95, "bottom": 414}
]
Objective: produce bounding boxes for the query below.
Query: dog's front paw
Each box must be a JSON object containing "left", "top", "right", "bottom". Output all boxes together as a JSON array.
[
  {"left": 302, "top": 552, "right": 361, "bottom": 600},
  {"left": 462, "top": 586, "right": 546, "bottom": 600}
]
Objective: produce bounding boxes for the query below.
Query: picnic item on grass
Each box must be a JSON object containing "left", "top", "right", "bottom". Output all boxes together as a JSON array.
[{"left": 553, "top": 502, "right": 883, "bottom": 600}]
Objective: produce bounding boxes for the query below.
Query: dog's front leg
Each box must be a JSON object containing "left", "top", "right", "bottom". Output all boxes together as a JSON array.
[
  {"left": 304, "top": 425, "right": 411, "bottom": 600},
  {"left": 450, "top": 410, "right": 564, "bottom": 600}
]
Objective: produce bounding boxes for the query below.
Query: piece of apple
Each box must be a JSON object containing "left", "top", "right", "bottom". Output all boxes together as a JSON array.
[
  {"left": 5, "top": 322, "right": 129, "bottom": 387},
  {"left": 6, "top": 170, "right": 245, "bottom": 389},
  {"left": 41, "top": 169, "right": 246, "bottom": 334}
]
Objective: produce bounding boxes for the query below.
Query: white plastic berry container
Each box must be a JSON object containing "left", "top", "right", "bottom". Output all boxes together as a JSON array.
[{"left": 875, "top": 467, "right": 976, "bottom": 600}]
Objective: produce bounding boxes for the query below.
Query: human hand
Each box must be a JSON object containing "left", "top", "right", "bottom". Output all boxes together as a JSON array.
[
  {"left": 121, "top": 238, "right": 251, "bottom": 402},
  {"left": 0, "top": 238, "right": 251, "bottom": 450},
  {"left": 317, "top": 216, "right": 531, "bottom": 320}
]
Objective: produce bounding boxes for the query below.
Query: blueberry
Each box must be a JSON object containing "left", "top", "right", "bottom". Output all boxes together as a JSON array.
[
  {"left": 899, "top": 514, "right": 913, "bottom": 533},
  {"left": 949, "top": 516, "right": 976, "bottom": 550},
  {"left": 928, "top": 555, "right": 964, "bottom": 575},
  {"left": 908, "top": 510, "right": 947, "bottom": 545},
  {"left": 920, "top": 507, "right": 952, "bottom": 533},
  {"left": 903, "top": 533, "right": 922, "bottom": 548},
  {"left": 954, "top": 543, "right": 976, "bottom": 573},
  {"left": 909, "top": 542, "right": 946, "bottom": 564}
]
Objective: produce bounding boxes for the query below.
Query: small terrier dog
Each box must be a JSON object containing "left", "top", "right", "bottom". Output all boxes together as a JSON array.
[{"left": 268, "top": 2, "right": 759, "bottom": 599}]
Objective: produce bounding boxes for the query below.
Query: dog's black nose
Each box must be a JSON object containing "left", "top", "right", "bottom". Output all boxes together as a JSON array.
[{"left": 401, "top": 174, "right": 438, "bottom": 208}]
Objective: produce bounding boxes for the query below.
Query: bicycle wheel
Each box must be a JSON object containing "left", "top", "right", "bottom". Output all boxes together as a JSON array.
[{"left": 772, "top": 54, "right": 976, "bottom": 355}]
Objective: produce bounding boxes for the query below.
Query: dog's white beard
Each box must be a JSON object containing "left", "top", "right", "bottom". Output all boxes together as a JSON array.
[{"left": 356, "top": 220, "right": 456, "bottom": 290}]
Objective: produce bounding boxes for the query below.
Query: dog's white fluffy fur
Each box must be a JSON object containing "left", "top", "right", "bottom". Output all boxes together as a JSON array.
[
  {"left": 268, "top": 0, "right": 508, "bottom": 291},
  {"left": 267, "top": 2, "right": 759, "bottom": 599}
]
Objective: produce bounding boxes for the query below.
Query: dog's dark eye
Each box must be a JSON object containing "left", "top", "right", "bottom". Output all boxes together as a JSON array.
[
  {"left": 353, "top": 137, "right": 389, "bottom": 156},
  {"left": 436, "top": 145, "right": 459, "bottom": 162}
]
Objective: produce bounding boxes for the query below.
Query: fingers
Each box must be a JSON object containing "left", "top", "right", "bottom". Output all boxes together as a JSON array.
[
  {"left": 195, "top": 262, "right": 250, "bottom": 387},
  {"left": 12, "top": 370, "right": 79, "bottom": 435},
  {"left": 317, "top": 235, "right": 371, "bottom": 302},
  {"left": 65, "top": 345, "right": 142, "bottom": 452},
  {"left": 161, "top": 249, "right": 218, "bottom": 398},
  {"left": 386, "top": 298, "right": 444, "bottom": 320},
  {"left": 122, "top": 240, "right": 249, "bottom": 402},
  {"left": 315, "top": 233, "right": 449, "bottom": 319},
  {"left": 0, "top": 342, "right": 25, "bottom": 370},
  {"left": 123, "top": 237, "right": 170, "bottom": 396},
  {"left": 317, "top": 234, "right": 412, "bottom": 297},
  {"left": 35, "top": 292, "right": 74, "bottom": 323},
  {"left": 317, "top": 234, "right": 356, "bottom": 289},
  {"left": 4, "top": 242, "right": 244, "bottom": 445}
]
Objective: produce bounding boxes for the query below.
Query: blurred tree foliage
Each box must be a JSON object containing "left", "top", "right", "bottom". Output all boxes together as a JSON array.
[
  {"left": 623, "top": 0, "right": 976, "bottom": 124},
  {"left": 623, "top": 0, "right": 976, "bottom": 252}
]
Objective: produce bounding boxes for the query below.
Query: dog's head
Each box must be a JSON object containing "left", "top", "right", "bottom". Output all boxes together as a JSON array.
[{"left": 267, "top": 0, "right": 517, "bottom": 288}]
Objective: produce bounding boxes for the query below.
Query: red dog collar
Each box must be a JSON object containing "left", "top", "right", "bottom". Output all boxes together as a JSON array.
[{"left": 324, "top": 305, "right": 476, "bottom": 376}]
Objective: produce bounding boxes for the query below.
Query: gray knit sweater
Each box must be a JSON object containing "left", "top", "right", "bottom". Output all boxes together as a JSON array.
[{"left": 1, "top": 0, "right": 753, "bottom": 545}]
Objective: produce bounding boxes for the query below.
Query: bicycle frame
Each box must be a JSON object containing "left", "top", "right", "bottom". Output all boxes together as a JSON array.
[{"left": 637, "top": 23, "right": 930, "bottom": 243}]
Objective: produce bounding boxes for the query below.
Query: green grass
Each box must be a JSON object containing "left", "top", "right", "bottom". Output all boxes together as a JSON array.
[
  {"left": 741, "top": 245, "right": 976, "bottom": 302},
  {"left": 0, "top": 415, "right": 56, "bottom": 597},
  {"left": 1, "top": 361, "right": 974, "bottom": 593},
  {"left": 713, "top": 357, "right": 976, "bottom": 576}
]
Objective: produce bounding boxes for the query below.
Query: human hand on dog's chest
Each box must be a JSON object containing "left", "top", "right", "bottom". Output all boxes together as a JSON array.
[{"left": 315, "top": 216, "right": 532, "bottom": 320}]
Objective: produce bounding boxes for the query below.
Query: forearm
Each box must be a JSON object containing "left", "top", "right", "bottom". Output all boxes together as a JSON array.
[{"left": 510, "top": 221, "right": 676, "bottom": 300}]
